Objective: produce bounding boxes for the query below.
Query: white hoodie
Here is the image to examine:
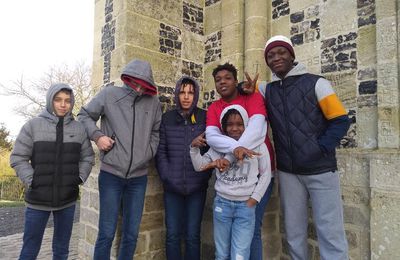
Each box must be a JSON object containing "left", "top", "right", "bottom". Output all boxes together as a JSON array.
[{"left": 190, "top": 105, "right": 271, "bottom": 202}]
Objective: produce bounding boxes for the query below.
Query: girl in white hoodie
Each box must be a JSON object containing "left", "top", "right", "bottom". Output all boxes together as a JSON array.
[{"left": 190, "top": 104, "right": 271, "bottom": 260}]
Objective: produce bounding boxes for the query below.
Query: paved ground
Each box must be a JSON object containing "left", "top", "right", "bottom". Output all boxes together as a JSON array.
[
  {"left": 0, "top": 205, "right": 80, "bottom": 260},
  {"left": 0, "top": 225, "right": 79, "bottom": 260}
]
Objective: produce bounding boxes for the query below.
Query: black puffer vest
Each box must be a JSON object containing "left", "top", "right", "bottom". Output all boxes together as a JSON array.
[{"left": 265, "top": 73, "right": 337, "bottom": 175}]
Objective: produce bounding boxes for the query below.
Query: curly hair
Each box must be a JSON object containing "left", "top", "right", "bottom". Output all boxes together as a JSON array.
[{"left": 212, "top": 62, "right": 238, "bottom": 81}]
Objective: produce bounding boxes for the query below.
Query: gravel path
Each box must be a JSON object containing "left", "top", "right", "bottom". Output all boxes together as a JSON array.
[{"left": 0, "top": 203, "right": 80, "bottom": 237}]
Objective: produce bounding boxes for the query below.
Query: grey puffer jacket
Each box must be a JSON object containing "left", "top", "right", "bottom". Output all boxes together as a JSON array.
[
  {"left": 78, "top": 59, "right": 162, "bottom": 179},
  {"left": 10, "top": 83, "right": 94, "bottom": 210}
]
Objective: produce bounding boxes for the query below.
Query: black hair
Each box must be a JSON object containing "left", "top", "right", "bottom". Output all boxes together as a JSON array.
[
  {"left": 221, "top": 108, "right": 243, "bottom": 134},
  {"left": 181, "top": 78, "right": 195, "bottom": 87},
  {"left": 180, "top": 78, "right": 196, "bottom": 91},
  {"left": 212, "top": 63, "right": 238, "bottom": 81}
]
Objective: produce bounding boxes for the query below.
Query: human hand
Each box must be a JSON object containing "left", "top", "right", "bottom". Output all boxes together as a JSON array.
[
  {"left": 214, "top": 158, "right": 230, "bottom": 172},
  {"left": 96, "top": 136, "right": 115, "bottom": 151},
  {"left": 233, "top": 146, "right": 261, "bottom": 164},
  {"left": 191, "top": 132, "right": 207, "bottom": 148},
  {"left": 201, "top": 158, "right": 230, "bottom": 172},
  {"left": 246, "top": 198, "right": 258, "bottom": 208},
  {"left": 241, "top": 72, "right": 259, "bottom": 94}
]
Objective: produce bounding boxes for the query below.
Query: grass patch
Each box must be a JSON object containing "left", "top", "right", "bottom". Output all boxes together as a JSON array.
[{"left": 0, "top": 200, "right": 25, "bottom": 208}]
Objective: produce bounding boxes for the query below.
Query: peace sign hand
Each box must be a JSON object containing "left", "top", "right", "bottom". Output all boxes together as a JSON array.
[{"left": 241, "top": 72, "right": 259, "bottom": 94}]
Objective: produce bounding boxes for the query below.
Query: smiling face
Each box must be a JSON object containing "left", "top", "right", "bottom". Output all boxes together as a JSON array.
[
  {"left": 225, "top": 113, "right": 245, "bottom": 141},
  {"left": 178, "top": 83, "right": 195, "bottom": 113},
  {"left": 53, "top": 90, "right": 72, "bottom": 117},
  {"left": 265, "top": 46, "right": 295, "bottom": 79},
  {"left": 214, "top": 69, "right": 238, "bottom": 102}
]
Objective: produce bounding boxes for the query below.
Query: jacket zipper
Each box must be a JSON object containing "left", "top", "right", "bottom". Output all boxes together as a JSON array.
[
  {"left": 125, "top": 96, "right": 137, "bottom": 177},
  {"left": 183, "top": 118, "right": 188, "bottom": 194},
  {"left": 282, "top": 80, "right": 294, "bottom": 172},
  {"left": 54, "top": 117, "right": 63, "bottom": 206}
]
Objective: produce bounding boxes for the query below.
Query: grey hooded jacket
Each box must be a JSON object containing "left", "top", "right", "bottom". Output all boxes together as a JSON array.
[
  {"left": 78, "top": 59, "right": 162, "bottom": 179},
  {"left": 10, "top": 83, "right": 94, "bottom": 210}
]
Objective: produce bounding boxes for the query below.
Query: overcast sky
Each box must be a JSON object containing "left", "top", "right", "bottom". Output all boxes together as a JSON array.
[{"left": 0, "top": 0, "right": 94, "bottom": 138}]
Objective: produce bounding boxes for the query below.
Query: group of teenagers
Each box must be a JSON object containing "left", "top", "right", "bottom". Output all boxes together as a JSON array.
[{"left": 11, "top": 35, "right": 350, "bottom": 260}]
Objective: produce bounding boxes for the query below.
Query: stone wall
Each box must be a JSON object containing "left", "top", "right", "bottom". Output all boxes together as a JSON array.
[{"left": 79, "top": 0, "right": 400, "bottom": 259}]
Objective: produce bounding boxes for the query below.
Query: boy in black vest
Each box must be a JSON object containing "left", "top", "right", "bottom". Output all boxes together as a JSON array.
[{"left": 242, "top": 35, "right": 350, "bottom": 260}]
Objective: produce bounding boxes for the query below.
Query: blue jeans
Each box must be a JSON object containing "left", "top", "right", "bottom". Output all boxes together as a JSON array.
[
  {"left": 164, "top": 190, "right": 207, "bottom": 260},
  {"left": 19, "top": 204, "right": 76, "bottom": 260},
  {"left": 250, "top": 178, "right": 275, "bottom": 260},
  {"left": 94, "top": 171, "right": 148, "bottom": 260},
  {"left": 213, "top": 195, "right": 256, "bottom": 260}
]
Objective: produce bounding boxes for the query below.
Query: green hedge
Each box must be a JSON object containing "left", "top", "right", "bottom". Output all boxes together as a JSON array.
[{"left": 0, "top": 175, "right": 25, "bottom": 201}]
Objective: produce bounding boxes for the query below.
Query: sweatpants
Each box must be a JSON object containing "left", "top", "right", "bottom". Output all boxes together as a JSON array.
[{"left": 279, "top": 170, "right": 348, "bottom": 260}]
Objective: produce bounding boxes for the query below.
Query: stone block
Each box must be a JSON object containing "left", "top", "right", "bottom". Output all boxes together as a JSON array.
[
  {"left": 370, "top": 189, "right": 400, "bottom": 259},
  {"left": 201, "top": 218, "right": 214, "bottom": 243},
  {"left": 118, "top": 13, "right": 163, "bottom": 52},
  {"left": 263, "top": 212, "right": 278, "bottom": 233},
  {"left": 324, "top": 71, "right": 357, "bottom": 103},
  {"left": 264, "top": 234, "right": 281, "bottom": 258},
  {"left": 81, "top": 208, "right": 99, "bottom": 227},
  {"left": 294, "top": 41, "right": 321, "bottom": 75},
  {"left": 377, "top": 62, "right": 399, "bottom": 106},
  {"left": 244, "top": 17, "right": 268, "bottom": 50},
  {"left": 265, "top": 195, "right": 279, "bottom": 212},
  {"left": 357, "top": 106, "right": 378, "bottom": 148},
  {"left": 221, "top": 23, "right": 244, "bottom": 56},
  {"left": 135, "top": 233, "right": 147, "bottom": 255},
  {"left": 377, "top": 107, "right": 400, "bottom": 148},
  {"left": 201, "top": 242, "right": 215, "bottom": 259},
  {"left": 244, "top": 50, "right": 267, "bottom": 80},
  {"left": 376, "top": 18, "right": 398, "bottom": 61},
  {"left": 357, "top": 25, "right": 377, "bottom": 66},
  {"left": 113, "top": 45, "right": 181, "bottom": 86},
  {"left": 125, "top": 0, "right": 181, "bottom": 25},
  {"left": 342, "top": 186, "right": 370, "bottom": 205},
  {"left": 370, "top": 151, "right": 400, "bottom": 190},
  {"left": 181, "top": 32, "right": 204, "bottom": 63},
  {"left": 319, "top": 0, "right": 357, "bottom": 38},
  {"left": 245, "top": 0, "right": 267, "bottom": 17},
  {"left": 80, "top": 189, "right": 90, "bottom": 207},
  {"left": 85, "top": 224, "right": 98, "bottom": 245},
  {"left": 89, "top": 190, "right": 100, "bottom": 211},
  {"left": 144, "top": 194, "right": 164, "bottom": 213},
  {"left": 139, "top": 212, "right": 164, "bottom": 232},
  {"left": 359, "top": 80, "right": 377, "bottom": 94},
  {"left": 185, "top": 0, "right": 206, "bottom": 6},
  {"left": 346, "top": 229, "right": 359, "bottom": 250},
  {"left": 145, "top": 174, "right": 163, "bottom": 196},
  {"left": 289, "top": 0, "right": 317, "bottom": 12},
  {"left": 337, "top": 151, "right": 370, "bottom": 187},
  {"left": 358, "top": 66, "right": 377, "bottom": 80},
  {"left": 148, "top": 229, "right": 165, "bottom": 251},
  {"left": 375, "top": 0, "right": 397, "bottom": 18},
  {"left": 221, "top": 0, "right": 244, "bottom": 27},
  {"left": 204, "top": 2, "right": 221, "bottom": 34},
  {"left": 270, "top": 15, "right": 290, "bottom": 36},
  {"left": 343, "top": 205, "right": 369, "bottom": 226}
]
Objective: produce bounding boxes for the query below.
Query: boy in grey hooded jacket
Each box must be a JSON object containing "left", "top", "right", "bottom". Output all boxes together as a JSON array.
[
  {"left": 11, "top": 83, "right": 94, "bottom": 260},
  {"left": 78, "top": 59, "right": 162, "bottom": 260}
]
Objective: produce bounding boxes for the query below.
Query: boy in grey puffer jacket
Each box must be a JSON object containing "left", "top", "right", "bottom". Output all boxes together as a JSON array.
[
  {"left": 78, "top": 59, "right": 162, "bottom": 260},
  {"left": 11, "top": 83, "right": 94, "bottom": 260}
]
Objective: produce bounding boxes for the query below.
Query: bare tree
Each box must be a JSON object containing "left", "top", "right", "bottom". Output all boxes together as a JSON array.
[{"left": 0, "top": 62, "right": 98, "bottom": 119}]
